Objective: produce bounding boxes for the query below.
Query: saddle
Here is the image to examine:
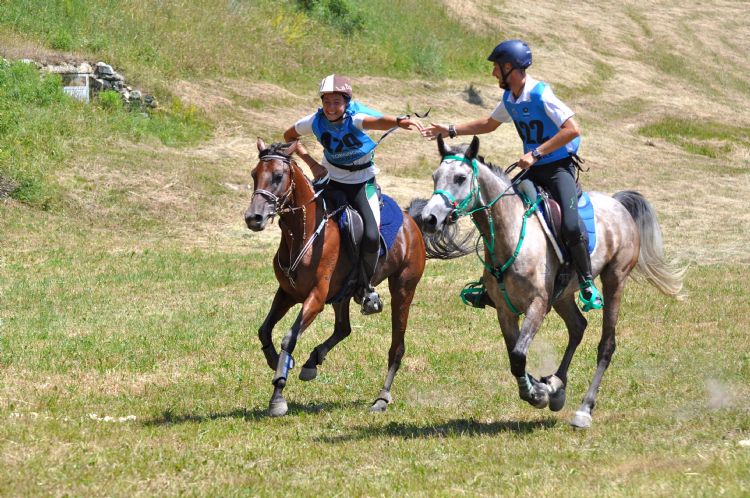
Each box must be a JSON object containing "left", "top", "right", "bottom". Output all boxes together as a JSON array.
[
  {"left": 516, "top": 179, "right": 595, "bottom": 260},
  {"left": 322, "top": 189, "right": 404, "bottom": 304},
  {"left": 516, "top": 179, "right": 597, "bottom": 303}
]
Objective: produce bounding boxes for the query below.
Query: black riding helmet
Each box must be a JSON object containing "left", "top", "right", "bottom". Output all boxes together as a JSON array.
[{"left": 487, "top": 39, "right": 532, "bottom": 69}]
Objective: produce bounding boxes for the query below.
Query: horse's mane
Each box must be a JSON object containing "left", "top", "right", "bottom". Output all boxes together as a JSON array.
[{"left": 445, "top": 143, "right": 510, "bottom": 182}]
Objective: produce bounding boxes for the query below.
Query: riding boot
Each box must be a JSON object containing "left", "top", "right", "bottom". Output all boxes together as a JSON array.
[
  {"left": 568, "top": 237, "right": 603, "bottom": 311},
  {"left": 359, "top": 248, "right": 382, "bottom": 315}
]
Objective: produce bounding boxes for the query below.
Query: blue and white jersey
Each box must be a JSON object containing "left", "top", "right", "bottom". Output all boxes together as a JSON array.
[
  {"left": 490, "top": 75, "right": 580, "bottom": 165},
  {"left": 294, "top": 101, "right": 383, "bottom": 184}
]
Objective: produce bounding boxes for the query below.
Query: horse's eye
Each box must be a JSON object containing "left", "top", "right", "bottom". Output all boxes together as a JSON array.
[
  {"left": 272, "top": 172, "right": 284, "bottom": 184},
  {"left": 454, "top": 174, "right": 466, "bottom": 185}
]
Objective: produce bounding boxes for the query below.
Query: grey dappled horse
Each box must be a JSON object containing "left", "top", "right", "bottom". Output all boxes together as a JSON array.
[{"left": 421, "top": 136, "right": 685, "bottom": 428}]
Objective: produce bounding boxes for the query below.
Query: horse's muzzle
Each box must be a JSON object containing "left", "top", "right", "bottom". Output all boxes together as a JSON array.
[
  {"left": 245, "top": 212, "right": 267, "bottom": 231},
  {"left": 422, "top": 213, "right": 440, "bottom": 234}
]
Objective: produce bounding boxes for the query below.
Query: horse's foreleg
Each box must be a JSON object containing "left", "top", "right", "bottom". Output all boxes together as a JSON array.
[
  {"left": 571, "top": 268, "right": 625, "bottom": 429},
  {"left": 299, "top": 300, "right": 352, "bottom": 381},
  {"left": 544, "top": 295, "right": 588, "bottom": 411},
  {"left": 259, "top": 288, "right": 296, "bottom": 371},
  {"left": 504, "top": 298, "right": 551, "bottom": 409},
  {"left": 370, "top": 275, "right": 417, "bottom": 413},
  {"left": 269, "top": 291, "right": 327, "bottom": 417}
]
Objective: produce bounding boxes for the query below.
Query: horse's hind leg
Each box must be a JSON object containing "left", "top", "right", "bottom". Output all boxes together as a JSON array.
[
  {"left": 299, "top": 300, "right": 352, "bottom": 381},
  {"left": 545, "top": 295, "right": 588, "bottom": 411},
  {"left": 571, "top": 267, "right": 626, "bottom": 429},
  {"left": 259, "top": 288, "right": 296, "bottom": 371},
  {"left": 370, "top": 273, "right": 417, "bottom": 413}
]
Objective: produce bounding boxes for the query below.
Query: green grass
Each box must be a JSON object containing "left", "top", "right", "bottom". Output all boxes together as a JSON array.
[
  {"left": 1, "top": 221, "right": 749, "bottom": 495},
  {"left": 639, "top": 117, "right": 750, "bottom": 158},
  {"left": 0, "top": 60, "right": 211, "bottom": 209},
  {"left": 0, "top": 0, "right": 495, "bottom": 86}
]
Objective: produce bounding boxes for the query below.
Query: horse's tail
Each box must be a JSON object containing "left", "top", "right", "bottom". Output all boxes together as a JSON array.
[
  {"left": 613, "top": 190, "right": 687, "bottom": 299},
  {"left": 406, "top": 198, "right": 475, "bottom": 260}
]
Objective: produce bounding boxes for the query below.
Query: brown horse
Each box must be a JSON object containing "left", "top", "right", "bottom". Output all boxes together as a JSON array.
[{"left": 245, "top": 139, "right": 468, "bottom": 416}]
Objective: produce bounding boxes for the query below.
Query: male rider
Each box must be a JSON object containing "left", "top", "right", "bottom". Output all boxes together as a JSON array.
[{"left": 421, "top": 40, "right": 603, "bottom": 311}]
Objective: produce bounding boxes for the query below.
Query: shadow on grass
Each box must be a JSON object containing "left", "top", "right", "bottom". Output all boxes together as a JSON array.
[
  {"left": 316, "top": 417, "right": 558, "bottom": 443},
  {"left": 141, "top": 399, "right": 369, "bottom": 426}
]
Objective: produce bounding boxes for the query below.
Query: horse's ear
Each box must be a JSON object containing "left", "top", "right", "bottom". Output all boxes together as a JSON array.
[
  {"left": 257, "top": 137, "right": 266, "bottom": 152},
  {"left": 437, "top": 134, "right": 447, "bottom": 157},
  {"left": 466, "top": 136, "right": 480, "bottom": 160}
]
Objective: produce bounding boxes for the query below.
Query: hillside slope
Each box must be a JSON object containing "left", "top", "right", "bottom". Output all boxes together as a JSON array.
[{"left": 1, "top": 0, "right": 749, "bottom": 263}]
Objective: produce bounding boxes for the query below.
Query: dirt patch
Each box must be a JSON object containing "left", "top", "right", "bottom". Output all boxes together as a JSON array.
[{"left": 0, "top": 175, "right": 18, "bottom": 198}]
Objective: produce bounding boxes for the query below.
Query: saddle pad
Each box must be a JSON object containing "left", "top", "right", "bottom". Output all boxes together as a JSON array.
[
  {"left": 578, "top": 192, "right": 596, "bottom": 254},
  {"left": 379, "top": 194, "right": 404, "bottom": 255},
  {"left": 538, "top": 191, "right": 596, "bottom": 255}
]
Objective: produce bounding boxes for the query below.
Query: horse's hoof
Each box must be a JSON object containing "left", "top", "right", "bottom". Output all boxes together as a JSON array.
[
  {"left": 526, "top": 384, "right": 549, "bottom": 409},
  {"left": 544, "top": 375, "right": 566, "bottom": 412},
  {"left": 570, "top": 410, "right": 592, "bottom": 429},
  {"left": 370, "top": 399, "right": 389, "bottom": 413},
  {"left": 548, "top": 388, "right": 566, "bottom": 412},
  {"left": 268, "top": 398, "right": 288, "bottom": 417},
  {"left": 370, "top": 390, "right": 391, "bottom": 413},
  {"left": 299, "top": 366, "right": 318, "bottom": 381}
]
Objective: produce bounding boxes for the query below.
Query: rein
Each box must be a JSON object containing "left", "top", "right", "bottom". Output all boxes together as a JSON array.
[{"left": 434, "top": 154, "right": 537, "bottom": 315}]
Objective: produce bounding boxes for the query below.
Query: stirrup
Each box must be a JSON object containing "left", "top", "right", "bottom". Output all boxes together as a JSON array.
[
  {"left": 460, "top": 279, "right": 488, "bottom": 309},
  {"left": 361, "top": 290, "right": 382, "bottom": 315},
  {"left": 578, "top": 280, "right": 603, "bottom": 312}
]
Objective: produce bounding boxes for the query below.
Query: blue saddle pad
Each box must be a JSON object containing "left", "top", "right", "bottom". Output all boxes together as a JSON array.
[
  {"left": 578, "top": 192, "right": 596, "bottom": 254},
  {"left": 335, "top": 194, "right": 404, "bottom": 256},
  {"left": 379, "top": 194, "right": 403, "bottom": 255}
]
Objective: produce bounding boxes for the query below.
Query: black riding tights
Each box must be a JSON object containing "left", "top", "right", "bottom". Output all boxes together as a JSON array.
[
  {"left": 524, "top": 156, "right": 583, "bottom": 245},
  {"left": 326, "top": 179, "right": 379, "bottom": 283}
]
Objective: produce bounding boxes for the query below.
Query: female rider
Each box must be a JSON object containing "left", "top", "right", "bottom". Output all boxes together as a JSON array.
[{"left": 283, "top": 74, "right": 422, "bottom": 314}]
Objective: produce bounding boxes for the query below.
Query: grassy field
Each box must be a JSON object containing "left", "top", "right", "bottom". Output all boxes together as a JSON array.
[{"left": 1, "top": 0, "right": 750, "bottom": 495}]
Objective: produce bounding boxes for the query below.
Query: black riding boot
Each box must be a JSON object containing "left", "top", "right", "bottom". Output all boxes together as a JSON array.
[
  {"left": 568, "top": 237, "right": 603, "bottom": 311},
  {"left": 357, "top": 248, "right": 382, "bottom": 315}
]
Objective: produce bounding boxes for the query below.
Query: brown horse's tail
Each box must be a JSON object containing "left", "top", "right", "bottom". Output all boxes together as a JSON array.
[
  {"left": 613, "top": 190, "right": 687, "bottom": 299},
  {"left": 406, "top": 198, "right": 475, "bottom": 260}
]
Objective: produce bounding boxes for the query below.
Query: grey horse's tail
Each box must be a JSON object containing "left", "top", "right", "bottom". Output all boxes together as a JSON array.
[
  {"left": 406, "top": 198, "right": 475, "bottom": 259},
  {"left": 614, "top": 190, "right": 687, "bottom": 298}
]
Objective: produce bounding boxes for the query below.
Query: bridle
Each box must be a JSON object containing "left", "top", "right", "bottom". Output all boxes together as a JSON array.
[{"left": 251, "top": 152, "right": 296, "bottom": 217}]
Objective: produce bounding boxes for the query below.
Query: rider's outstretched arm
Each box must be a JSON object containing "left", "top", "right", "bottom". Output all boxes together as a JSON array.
[{"left": 421, "top": 116, "right": 501, "bottom": 140}]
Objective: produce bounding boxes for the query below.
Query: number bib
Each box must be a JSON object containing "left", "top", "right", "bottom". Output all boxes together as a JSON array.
[
  {"left": 311, "top": 101, "right": 382, "bottom": 168},
  {"left": 502, "top": 82, "right": 580, "bottom": 165}
]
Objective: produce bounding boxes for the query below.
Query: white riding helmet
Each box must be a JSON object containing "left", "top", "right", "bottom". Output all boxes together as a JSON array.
[{"left": 319, "top": 74, "right": 353, "bottom": 100}]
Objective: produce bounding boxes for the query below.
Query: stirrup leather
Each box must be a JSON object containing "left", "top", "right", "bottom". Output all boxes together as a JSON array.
[
  {"left": 578, "top": 280, "right": 603, "bottom": 312},
  {"left": 460, "top": 278, "right": 488, "bottom": 309}
]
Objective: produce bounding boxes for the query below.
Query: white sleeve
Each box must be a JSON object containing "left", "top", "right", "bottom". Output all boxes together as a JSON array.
[
  {"left": 293, "top": 113, "right": 317, "bottom": 136},
  {"left": 490, "top": 100, "right": 512, "bottom": 123},
  {"left": 351, "top": 113, "right": 369, "bottom": 130},
  {"left": 541, "top": 87, "right": 575, "bottom": 127}
]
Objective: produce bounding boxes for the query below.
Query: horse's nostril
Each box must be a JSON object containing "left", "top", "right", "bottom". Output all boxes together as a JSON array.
[{"left": 253, "top": 214, "right": 263, "bottom": 223}]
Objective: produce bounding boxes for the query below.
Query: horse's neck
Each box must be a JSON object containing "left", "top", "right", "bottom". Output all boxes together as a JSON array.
[
  {"left": 279, "top": 163, "right": 320, "bottom": 247},
  {"left": 474, "top": 162, "right": 525, "bottom": 258}
]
